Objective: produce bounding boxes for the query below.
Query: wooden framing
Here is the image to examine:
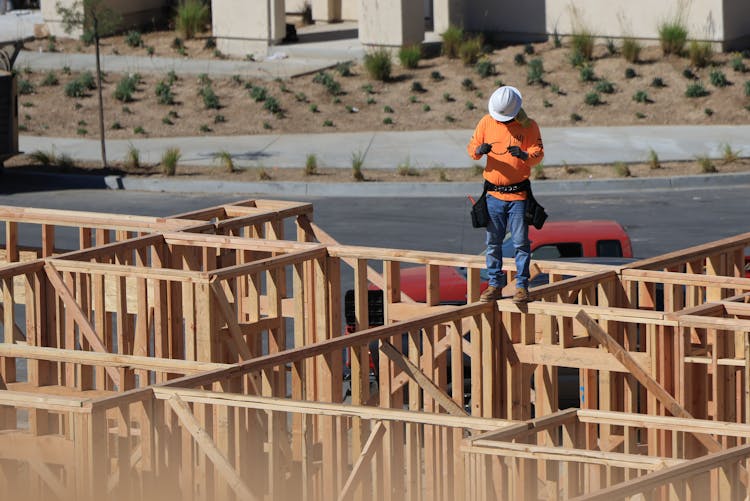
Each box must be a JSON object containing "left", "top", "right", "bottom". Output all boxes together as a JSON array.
[{"left": 2, "top": 200, "right": 750, "bottom": 500}]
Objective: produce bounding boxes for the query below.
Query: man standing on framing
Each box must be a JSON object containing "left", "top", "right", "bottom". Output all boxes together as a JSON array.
[{"left": 468, "top": 85, "right": 544, "bottom": 303}]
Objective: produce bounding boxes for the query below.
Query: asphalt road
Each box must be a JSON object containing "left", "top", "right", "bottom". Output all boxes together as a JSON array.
[{"left": 0, "top": 181, "right": 748, "bottom": 258}]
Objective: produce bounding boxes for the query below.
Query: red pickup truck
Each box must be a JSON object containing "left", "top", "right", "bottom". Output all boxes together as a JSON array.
[{"left": 396, "top": 220, "right": 633, "bottom": 304}]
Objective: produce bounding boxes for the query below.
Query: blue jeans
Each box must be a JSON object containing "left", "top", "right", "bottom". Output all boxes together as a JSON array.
[{"left": 486, "top": 195, "right": 531, "bottom": 289}]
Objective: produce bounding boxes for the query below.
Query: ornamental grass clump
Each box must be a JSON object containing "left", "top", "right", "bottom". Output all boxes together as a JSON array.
[
  {"left": 441, "top": 25, "right": 463, "bottom": 59},
  {"left": 398, "top": 44, "right": 421, "bottom": 69},
  {"left": 459, "top": 36, "right": 483, "bottom": 65},
  {"left": 364, "top": 49, "right": 392, "bottom": 82},
  {"left": 658, "top": 19, "right": 688, "bottom": 56},
  {"left": 161, "top": 148, "right": 181, "bottom": 176},
  {"left": 621, "top": 38, "right": 641, "bottom": 63},
  {"left": 175, "top": 0, "right": 210, "bottom": 39}
]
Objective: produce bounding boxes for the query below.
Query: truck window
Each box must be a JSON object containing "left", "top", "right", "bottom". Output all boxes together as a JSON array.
[
  {"left": 596, "top": 239, "right": 623, "bottom": 257},
  {"left": 533, "top": 243, "right": 583, "bottom": 259}
]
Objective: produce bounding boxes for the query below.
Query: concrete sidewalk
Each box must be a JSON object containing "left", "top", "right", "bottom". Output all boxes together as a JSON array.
[{"left": 20, "top": 124, "right": 750, "bottom": 170}]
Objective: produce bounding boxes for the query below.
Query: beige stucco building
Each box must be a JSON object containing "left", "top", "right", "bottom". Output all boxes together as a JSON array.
[{"left": 40, "top": 0, "right": 750, "bottom": 55}]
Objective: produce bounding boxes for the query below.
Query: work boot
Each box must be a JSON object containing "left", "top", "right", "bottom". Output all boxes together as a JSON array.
[
  {"left": 512, "top": 287, "right": 530, "bottom": 304},
  {"left": 479, "top": 285, "right": 503, "bottom": 303}
]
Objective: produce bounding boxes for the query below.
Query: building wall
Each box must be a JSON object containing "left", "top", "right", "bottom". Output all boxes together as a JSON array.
[
  {"left": 41, "top": 0, "right": 170, "bottom": 38},
  {"left": 722, "top": 0, "right": 750, "bottom": 48},
  {"left": 359, "top": 0, "right": 424, "bottom": 48},
  {"left": 212, "top": 0, "right": 285, "bottom": 56}
]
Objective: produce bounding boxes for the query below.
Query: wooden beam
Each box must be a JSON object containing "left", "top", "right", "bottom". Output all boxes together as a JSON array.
[
  {"left": 0, "top": 303, "right": 25, "bottom": 343},
  {"left": 577, "top": 409, "right": 750, "bottom": 438},
  {"left": 44, "top": 263, "right": 121, "bottom": 387},
  {"left": 575, "top": 310, "right": 725, "bottom": 454},
  {"left": 210, "top": 281, "right": 254, "bottom": 361},
  {"left": 468, "top": 408, "right": 578, "bottom": 443},
  {"left": 569, "top": 443, "right": 750, "bottom": 501},
  {"left": 167, "top": 394, "right": 258, "bottom": 501},
  {"left": 462, "top": 442, "right": 680, "bottom": 471},
  {"left": 0, "top": 343, "right": 230, "bottom": 374},
  {"left": 336, "top": 421, "right": 387, "bottom": 501},
  {"left": 513, "top": 343, "right": 652, "bottom": 373},
  {"left": 380, "top": 341, "right": 468, "bottom": 417},
  {"left": 154, "top": 387, "right": 513, "bottom": 432},
  {"left": 28, "top": 458, "right": 73, "bottom": 500}
]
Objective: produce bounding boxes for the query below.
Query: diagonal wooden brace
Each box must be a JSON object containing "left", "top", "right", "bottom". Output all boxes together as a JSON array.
[
  {"left": 44, "top": 263, "right": 121, "bottom": 387},
  {"left": 167, "top": 394, "right": 258, "bottom": 501},
  {"left": 336, "top": 421, "right": 387, "bottom": 501}
]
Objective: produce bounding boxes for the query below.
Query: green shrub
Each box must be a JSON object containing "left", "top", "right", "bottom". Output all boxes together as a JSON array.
[
  {"left": 621, "top": 38, "right": 641, "bottom": 63},
  {"left": 161, "top": 148, "right": 181, "bottom": 176},
  {"left": 309, "top": 103, "right": 318, "bottom": 113},
  {"left": 114, "top": 76, "right": 138, "bottom": 102},
  {"left": 398, "top": 44, "right": 421, "bottom": 69},
  {"left": 204, "top": 37, "right": 216, "bottom": 49},
  {"left": 444, "top": 114, "right": 456, "bottom": 123},
  {"left": 658, "top": 20, "right": 688, "bottom": 56},
  {"left": 111, "top": 121, "right": 123, "bottom": 130},
  {"left": 29, "top": 150, "right": 55, "bottom": 166},
  {"left": 62, "top": 65, "right": 71, "bottom": 75},
  {"left": 146, "top": 46, "right": 155, "bottom": 56},
  {"left": 263, "top": 96, "right": 281, "bottom": 115},
  {"left": 461, "top": 78, "right": 475, "bottom": 90},
  {"left": 704, "top": 107, "right": 713, "bottom": 117},
  {"left": 175, "top": 0, "right": 210, "bottom": 39},
  {"left": 624, "top": 68, "right": 637, "bottom": 79},
  {"left": 294, "top": 92, "right": 307, "bottom": 102},
  {"left": 214, "top": 114, "right": 225, "bottom": 123},
  {"left": 167, "top": 70, "right": 178, "bottom": 86},
  {"left": 305, "top": 154, "right": 318, "bottom": 175},
  {"left": 730, "top": 53, "right": 747, "bottom": 73},
  {"left": 383, "top": 105, "right": 394, "bottom": 113},
  {"left": 430, "top": 71, "right": 444, "bottom": 81},
  {"left": 553, "top": 30, "right": 562, "bottom": 48},
  {"left": 465, "top": 101, "right": 475, "bottom": 111},
  {"left": 201, "top": 86, "right": 220, "bottom": 109},
  {"left": 383, "top": 117, "right": 393, "bottom": 125},
  {"left": 18, "top": 79, "right": 34, "bottom": 95},
  {"left": 80, "top": 30, "right": 95, "bottom": 45},
  {"left": 134, "top": 126, "right": 146, "bottom": 135},
  {"left": 571, "top": 30, "right": 594, "bottom": 60},
  {"left": 613, "top": 162, "right": 631, "bottom": 177},
  {"left": 126, "top": 144, "right": 140, "bottom": 169},
  {"left": 125, "top": 30, "right": 143, "bottom": 48},
  {"left": 709, "top": 70, "right": 729, "bottom": 87},
  {"left": 685, "top": 81, "right": 709, "bottom": 98},
  {"left": 441, "top": 25, "right": 463, "bottom": 59},
  {"left": 595, "top": 79, "right": 615, "bottom": 94},
  {"left": 696, "top": 155, "right": 717, "bottom": 173},
  {"left": 688, "top": 40, "right": 713, "bottom": 68},
  {"left": 250, "top": 85, "right": 268, "bottom": 102},
  {"left": 323, "top": 119, "right": 333, "bottom": 127},
  {"left": 683, "top": 68, "right": 696, "bottom": 80},
  {"left": 361, "top": 83, "right": 375, "bottom": 94},
  {"left": 514, "top": 53, "right": 526, "bottom": 66},
  {"left": 527, "top": 58, "right": 544, "bottom": 85},
  {"left": 584, "top": 92, "right": 602, "bottom": 106},
  {"left": 367, "top": 97, "right": 376, "bottom": 105},
  {"left": 745, "top": 81, "right": 750, "bottom": 97},
  {"left": 651, "top": 77, "right": 666, "bottom": 88},
  {"left": 475, "top": 59, "right": 496, "bottom": 78},
  {"left": 442, "top": 92, "right": 454, "bottom": 102},
  {"left": 42, "top": 71, "right": 59, "bottom": 86},
  {"left": 633, "top": 90, "right": 649, "bottom": 103},
  {"left": 459, "top": 36, "right": 483, "bottom": 65},
  {"left": 79, "top": 71, "right": 96, "bottom": 90},
  {"left": 569, "top": 50, "right": 585, "bottom": 68},
  {"left": 335, "top": 61, "right": 354, "bottom": 76},
  {"left": 543, "top": 99, "right": 552, "bottom": 108},
  {"left": 579, "top": 64, "right": 596, "bottom": 82},
  {"left": 263, "top": 121, "right": 272, "bottom": 130},
  {"left": 162, "top": 116, "right": 173, "bottom": 125},
  {"left": 422, "top": 104, "right": 431, "bottom": 112},
  {"left": 570, "top": 113, "right": 582, "bottom": 122},
  {"left": 411, "top": 81, "right": 425, "bottom": 93},
  {"left": 155, "top": 81, "right": 175, "bottom": 105},
  {"left": 648, "top": 149, "right": 661, "bottom": 169}
]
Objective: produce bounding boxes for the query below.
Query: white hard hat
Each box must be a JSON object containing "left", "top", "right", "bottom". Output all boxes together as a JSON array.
[{"left": 488, "top": 85, "right": 522, "bottom": 122}]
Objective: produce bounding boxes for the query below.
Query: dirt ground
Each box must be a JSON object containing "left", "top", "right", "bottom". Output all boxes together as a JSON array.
[{"left": 12, "top": 30, "right": 750, "bottom": 182}]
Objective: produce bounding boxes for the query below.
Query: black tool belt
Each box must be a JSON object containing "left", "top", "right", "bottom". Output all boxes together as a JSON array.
[{"left": 484, "top": 179, "right": 530, "bottom": 194}]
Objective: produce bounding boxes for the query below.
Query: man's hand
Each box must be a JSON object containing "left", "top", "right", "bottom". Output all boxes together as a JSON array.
[
  {"left": 475, "top": 143, "right": 492, "bottom": 156},
  {"left": 508, "top": 146, "right": 529, "bottom": 160}
]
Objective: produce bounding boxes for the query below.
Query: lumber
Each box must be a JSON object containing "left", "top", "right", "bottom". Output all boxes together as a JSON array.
[
  {"left": 380, "top": 340, "right": 468, "bottom": 417},
  {"left": 167, "top": 394, "right": 258, "bottom": 501},
  {"left": 337, "top": 421, "right": 387, "bottom": 501},
  {"left": 44, "top": 263, "right": 121, "bottom": 387},
  {"left": 570, "top": 443, "right": 750, "bottom": 501}
]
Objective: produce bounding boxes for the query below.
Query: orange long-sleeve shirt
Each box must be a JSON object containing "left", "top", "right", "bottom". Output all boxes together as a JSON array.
[{"left": 467, "top": 114, "right": 544, "bottom": 201}]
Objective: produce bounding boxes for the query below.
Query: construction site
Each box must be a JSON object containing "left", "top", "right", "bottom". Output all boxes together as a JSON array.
[{"left": 1, "top": 198, "right": 750, "bottom": 500}]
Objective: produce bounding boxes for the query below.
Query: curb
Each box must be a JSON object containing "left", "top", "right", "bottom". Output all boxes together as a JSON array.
[{"left": 100, "top": 171, "right": 750, "bottom": 197}]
